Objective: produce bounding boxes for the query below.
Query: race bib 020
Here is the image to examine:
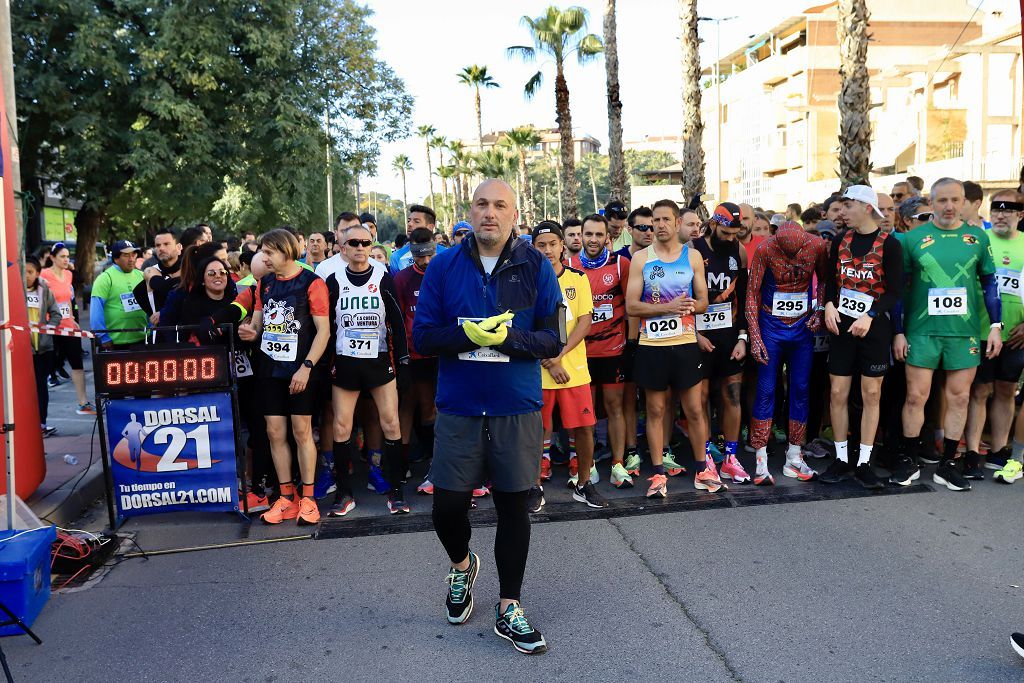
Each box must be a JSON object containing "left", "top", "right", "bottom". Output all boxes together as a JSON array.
[
  {"left": 772, "top": 291, "right": 808, "bottom": 318},
  {"left": 927, "top": 287, "right": 968, "bottom": 316},
  {"left": 645, "top": 315, "right": 682, "bottom": 340},
  {"left": 696, "top": 302, "right": 731, "bottom": 331},
  {"left": 837, "top": 288, "right": 873, "bottom": 318},
  {"left": 232, "top": 351, "right": 253, "bottom": 378},
  {"left": 260, "top": 330, "right": 298, "bottom": 362},
  {"left": 342, "top": 329, "right": 380, "bottom": 358}
]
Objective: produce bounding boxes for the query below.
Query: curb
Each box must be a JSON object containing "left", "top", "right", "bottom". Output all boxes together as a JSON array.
[{"left": 28, "top": 460, "right": 107, "bottom": 527}]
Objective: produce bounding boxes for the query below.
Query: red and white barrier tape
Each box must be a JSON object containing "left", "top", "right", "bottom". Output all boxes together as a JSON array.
[{"left": 0, "top": 321, "right": 95, "bottom": 338}]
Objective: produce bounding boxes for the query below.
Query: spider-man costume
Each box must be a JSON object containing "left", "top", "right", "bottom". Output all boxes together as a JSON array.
[{"left": 745, "top": 222, "right": 827, "bottom": 450}]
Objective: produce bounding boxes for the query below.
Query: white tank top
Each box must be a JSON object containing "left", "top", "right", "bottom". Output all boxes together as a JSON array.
[{"left": 334, "top": 266, "right": 387, "bottom": 356}]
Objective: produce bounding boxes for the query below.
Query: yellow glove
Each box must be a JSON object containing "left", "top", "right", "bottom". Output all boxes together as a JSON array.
[
  {"left": 463, "top": 320, "right": 508, "bottom": 347},
  {"left": 476, "top": 310, "right": 514, "bottom": 332}
]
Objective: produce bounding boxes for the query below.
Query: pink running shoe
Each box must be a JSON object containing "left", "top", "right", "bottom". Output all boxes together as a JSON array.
[
  {"left": 694, "top": 461, "right": 726, "bottom": 492},
  {"left": 719, "top": 455, "right": 751, "bottom": 484}
]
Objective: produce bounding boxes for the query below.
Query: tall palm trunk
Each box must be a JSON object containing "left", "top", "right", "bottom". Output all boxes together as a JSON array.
[
  {"left": 438, "top": 147, "right": 449, "bottom": 223},
  {"left": 554, "top": 63, "right": 579, "bottom": 219},
  {"left": 679, "top": 0, "right": 706, "bottom": 205},
  {"left": 475, "top": 87, "right": 484, "bottom": 151},
  {"left": 400, "top": 169, "right": 408, "bottom": 222},
  {"left": 604, "top": 0, "right": 626, "bottom": 202},
  {"left": 517, "top": 150, "right": 535, "bottom": 225},
  {"left": 554, "top": 156, "right": 564, "bottom": 223},
  {"left": 837, "top": 0, "right": 872, "bottom": 187},
  {"left": 424, "top": 141, "right": 435, "bottom": 208}
]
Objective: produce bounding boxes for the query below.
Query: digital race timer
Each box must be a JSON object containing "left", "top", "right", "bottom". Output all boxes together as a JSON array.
[{"left": 94, "top": 346, "right": 231, "bottom": 396}]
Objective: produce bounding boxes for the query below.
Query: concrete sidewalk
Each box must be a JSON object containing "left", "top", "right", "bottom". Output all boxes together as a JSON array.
[{"left": 26, "top": 343, "right": 105, "bottom": 526}]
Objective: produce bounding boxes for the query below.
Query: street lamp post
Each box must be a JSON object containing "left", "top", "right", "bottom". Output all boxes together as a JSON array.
[{"left": 699, "top": 15, "right": 736, "bottom": 203}]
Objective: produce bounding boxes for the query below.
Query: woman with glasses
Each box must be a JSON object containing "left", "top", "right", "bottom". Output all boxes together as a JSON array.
[
  {"left": 40, "top": 242, "right": 95, "bottom": 415},
  {"left": 177, "top": 256, "right": 238, "bottom": 346}
]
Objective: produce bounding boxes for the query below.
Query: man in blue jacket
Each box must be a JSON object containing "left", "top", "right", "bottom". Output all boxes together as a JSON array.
[{"left": 413, "top": 179, "right": 564, "bottom": 655}]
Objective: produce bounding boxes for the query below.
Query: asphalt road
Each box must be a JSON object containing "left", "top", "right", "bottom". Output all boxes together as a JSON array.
[{"left": 13, "top": 461, "right": 1024, "bottom": 683}]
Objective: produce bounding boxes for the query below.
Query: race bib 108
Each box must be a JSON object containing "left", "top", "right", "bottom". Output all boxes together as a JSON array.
[{"left": 927, "top": 287, "right": 968, "bottom": 316}]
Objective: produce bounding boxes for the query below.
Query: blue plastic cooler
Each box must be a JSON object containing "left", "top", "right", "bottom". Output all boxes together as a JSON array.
[{"left": 0, "top": 527, "right": 55, "bottom": 636}]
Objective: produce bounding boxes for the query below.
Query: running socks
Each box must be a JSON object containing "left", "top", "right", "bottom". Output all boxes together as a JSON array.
[
  {"left": 568, "top": 436, "right": 577, "bottom": 460},
  {"left": 835, "top": 440, "right": 849, "bottom": 463},
  {"left": 755, "top": 448, "right": 769, "bottom": 477},
  {"left": 332, "top": 438, "right": 355, "bottom": 497},
  {"left": 279, "top": 482, "right": 296, "bottom": 500},
  {"left": 725, "top": 441, "right": 738, "bottom": 459},
  {"left": 542, "top": 438, "right": 551, "bottom": 461},
  {"left": 383, "top": 438, "right": 404, "bottom": 486},
  {"left": 942, "top": 437, "right": 959, "bottom": 462},
  {"left": 785, "top": 443, "right": 802, "bottom": 463},
  {"left": 858, "top": 443, "right": 872, "bottom": 466},
  {"left": 1014, "top": 440, "right": 1024, "bottom": 463},
  {"left": 301, "top": 483, "right": 314, "bottom": 498}
]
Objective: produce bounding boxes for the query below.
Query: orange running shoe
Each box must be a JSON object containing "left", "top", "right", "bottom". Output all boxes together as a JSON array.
[
  {"left": 719, "top": 455, "right": 751, "bottom": 484},
  {"left": 694, "top": 462, "right": 725, "bottom": 493},
  {"left": 540, "top": 458, "right": 552, "bottom": 481},
  {"left": 261, "top": 496, "right": 299, "bottom": 524},
  {"left": 297, "top": 497, "right": 321, "bottom": 525},
  {"left": 244, "top": 491, "right": 270, "bottom": 513},
  {"left": 646, "top": 473, "right": 668, "bottom": 498},
  {"left": 472, "top": 486, "right": 490, "bottom": 498}
]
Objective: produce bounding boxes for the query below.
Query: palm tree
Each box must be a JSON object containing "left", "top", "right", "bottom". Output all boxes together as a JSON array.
[
  {"left": 437, "top": 165, "right": 459, "bottom": 224},
  {"left": 603, "top": 0, "right": 627, "bottom": 203},
  {"left": 679, "top": 0, "right": 706, "bottom": 207},
  {"left": 431, "top": 135, "right": 449, "bottom": 221},
  {"left": 474, "top": 148, "right": 517, "bottom": 184},
  {"left": 837, "top": 0, "right": 871, "bottom": 186},
  {"left": 391, "top": 154, "right": 413, "bottom": 222},
  {"left": 416, "top": 124, "right": 437, "bottom": 208},
  {"left": 457, "top": 65, "right": 500, "bottom": 151},
  {"left": 508, "top": 6, "right": 603, "bottom": 220},
  {"left": 502, "top": 127, "right": 542, "bottom": 225},
  {"left": 447, "top": 140, "right": 468, "bottom": 208}
]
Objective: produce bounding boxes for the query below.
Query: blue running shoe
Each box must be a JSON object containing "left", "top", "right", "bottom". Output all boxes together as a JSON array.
[
  {"left": 313, "top": 453, "right": 336, "bottom": 499},
  {"left": 367, "top": 463, "right": 390, "bottom": 494},
  {"left": 707, "top": 441, "right": 724, "bottom": 464}
]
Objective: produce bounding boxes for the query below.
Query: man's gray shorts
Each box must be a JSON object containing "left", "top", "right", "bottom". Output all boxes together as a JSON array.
[{"left": 428, "top": 411, "right": 542, "bottom": 493}]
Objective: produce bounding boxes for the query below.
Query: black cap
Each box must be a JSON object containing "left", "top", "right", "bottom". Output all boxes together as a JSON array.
[
  {"left": 359, "top": 212, "right": 376, "bottom": 225},
  {"left": 605, "top": 200, "right": 628, "bottom": 219},
  {"left": 532, "top": 220, "right": 564, "bottom": 240}
]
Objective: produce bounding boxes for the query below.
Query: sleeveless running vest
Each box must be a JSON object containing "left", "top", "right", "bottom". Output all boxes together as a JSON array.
[
  {"left": 333, "top": 266, "right": 388, "bottom": 356},
  {"left": 836, "top": 230, "right": 887, "bottom": 299},
  {"left": 639, "top": 244, "right": 696, "bottom": 346},
  {"left": 568, "top": 252, "right": 629, "bottom": 357},
  {"left": 257, "top": 268, "right": 320, "bottom": 378},
  {"left": 692, "top": 237, "right": 741, "bottom": 335}
]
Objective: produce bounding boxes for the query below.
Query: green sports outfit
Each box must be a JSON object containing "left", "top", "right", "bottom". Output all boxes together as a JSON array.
[
  {"left": 983, "top": 231, "right": 1024, "bottom": 341},
  {"left": 901, "top": 221, "right": 995, "bottom": 370},
  {"left": 92, "top": 265, "right": 148, "bottom": 346}
]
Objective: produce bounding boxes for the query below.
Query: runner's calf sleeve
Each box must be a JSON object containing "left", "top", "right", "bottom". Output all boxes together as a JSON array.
[
  {"left": 432, "top": 488, "right": 474, "bottom": 565},
  {"left": 383, "top": 438, "right": 404, "bottom": 487},
  {"left": 332, "top": 438, "right": 355, "bottom": 496},
  {"left": 491, "top": 489, "right": 531, "bottom": 602}
]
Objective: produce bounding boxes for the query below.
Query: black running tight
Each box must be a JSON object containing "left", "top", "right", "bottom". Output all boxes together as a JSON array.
[{"left": 432, "top": 487, "right": 531, "bottom": 601}]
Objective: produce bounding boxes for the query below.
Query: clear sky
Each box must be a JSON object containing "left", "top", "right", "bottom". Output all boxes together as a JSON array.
[{"left": 360, "top": 0, "right": 813, "bottom": 204}]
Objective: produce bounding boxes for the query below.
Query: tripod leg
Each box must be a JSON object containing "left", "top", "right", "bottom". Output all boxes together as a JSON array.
[
  {"left": 0, "top": 641, "right": 13, "bottom": 683},
  {"left": 0, "top": 603, "right": 41, "bottom": 645}
]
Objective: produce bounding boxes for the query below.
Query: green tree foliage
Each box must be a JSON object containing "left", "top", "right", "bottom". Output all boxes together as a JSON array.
[{"left": 14, "top": 0, "right": 411, "bottom": 283}]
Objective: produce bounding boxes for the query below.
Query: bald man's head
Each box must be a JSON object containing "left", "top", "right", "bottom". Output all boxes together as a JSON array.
[
  {"left": 738, "top": 203, "right": 755, "bottom": 239},
  {"left": 470, "top": 179, "right": 519, "bottom": 250}
]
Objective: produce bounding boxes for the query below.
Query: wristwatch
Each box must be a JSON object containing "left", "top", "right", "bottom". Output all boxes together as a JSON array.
[
  {"left": 867, "top": 310, "right": 878, "bottom": 319},
  {"left": 302, "top": 359, "right": 314, "bottom": 369},
  {"left": 991, "top": 322, "right": 1004, "bottom": 330}
]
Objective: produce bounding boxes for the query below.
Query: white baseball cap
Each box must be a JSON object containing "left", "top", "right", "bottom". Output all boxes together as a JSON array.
[{"left": 842, "top": 185, "right": 885, "bottom": 219}]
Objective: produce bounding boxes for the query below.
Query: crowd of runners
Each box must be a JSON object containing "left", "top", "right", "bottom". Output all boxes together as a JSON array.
[{"left": 22, "top": 174, "right": 1024, "bottom": 653}]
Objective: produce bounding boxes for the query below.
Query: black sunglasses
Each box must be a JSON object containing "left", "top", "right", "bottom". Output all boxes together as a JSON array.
[
  {"left": 631, "top": 224, "right": 654, "bottom": 232},
  {"left": 346, "top": 239, "right": 373, "bottom": 248}
]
